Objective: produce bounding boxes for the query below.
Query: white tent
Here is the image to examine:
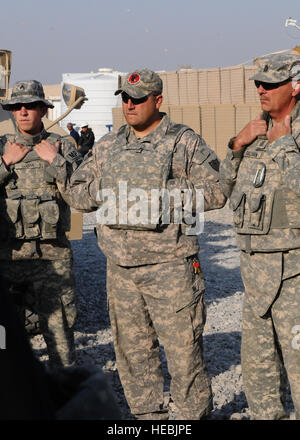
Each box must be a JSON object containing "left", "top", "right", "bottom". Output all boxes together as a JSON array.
[{"left": 60, "top": 68, "right": 124, "bottom": 142}]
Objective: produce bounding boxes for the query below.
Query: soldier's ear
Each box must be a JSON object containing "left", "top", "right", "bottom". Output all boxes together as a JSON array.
[
  {"left": 292, "top": 81, "right": 300, "bottom": 98},
  {"left": 155, "top": 94, "right": 163, "bottom": 110}
]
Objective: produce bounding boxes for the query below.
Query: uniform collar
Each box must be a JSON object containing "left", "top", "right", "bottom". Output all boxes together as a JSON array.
[
  {"left": 126, "top": 113, "right": 169, "bottom": 145},
  {"left": 14, "top": 124, "right": 48, "bottom": 147}
]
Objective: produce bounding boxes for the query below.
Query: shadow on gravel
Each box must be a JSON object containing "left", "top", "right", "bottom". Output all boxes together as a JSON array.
[
  {"left": 75, "top": 338, "right": 115, "bottom": 368},
  {"left": 209, "top": 391, "right": 248, "bottom": 420},
  {"left": 161, "top": 332, "right": 242, "bottom": 392},
  {"left": 32, "top": 345, "right": 48, "bottom": 360},
  {"left": 198, "top": 220, "right": 244, "bottom": 304},
  {"left": 74, "top": 341, "right": 133, "bottom": 419},
  {"left": 71, "top": 232, "right": 109, "bottom": 334},
  {"left": 203, "top": 331, "right": 241, "bottom": 377},
  {"left": 107, "top": 370, "right": 133, "bottom": 419}
]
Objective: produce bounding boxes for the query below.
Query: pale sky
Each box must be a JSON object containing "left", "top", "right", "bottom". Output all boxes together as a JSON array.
[{"left": 0, "top": 0, "right": 299, "bottom": 85}]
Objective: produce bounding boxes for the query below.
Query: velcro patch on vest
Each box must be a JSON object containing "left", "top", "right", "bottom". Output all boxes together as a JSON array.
[
  {"left": 68, "top": 151, "right": 79, "bottom": 158},
  {"left": 244, "top": 151, "right": 258, "bottom": 158},
  {"left": 15, "top": 162, "right": 39, "bottom": 169},
  {"left": 14, "top": 161, "right": 41, "bottom": 169},
  {"left": 209, "top": 158, "right": 220, "bottom": 171}
]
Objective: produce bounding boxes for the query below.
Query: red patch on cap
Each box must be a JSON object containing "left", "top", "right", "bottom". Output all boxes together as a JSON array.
[{"left": 128, "top": 73, "right": 140, "bottom": 84}]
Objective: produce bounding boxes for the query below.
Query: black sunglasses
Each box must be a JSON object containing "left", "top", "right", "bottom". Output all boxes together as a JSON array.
[
  {"left": 10, "top": 102, "right": 43, "bottom": 111},
  {"left": 254, "top": 79, "right": 291, "bottom": 90},
  {"left": 121, "top": 92, "right": 152, "bottom": 105}
]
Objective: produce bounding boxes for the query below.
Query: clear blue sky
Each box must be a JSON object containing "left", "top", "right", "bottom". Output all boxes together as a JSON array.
[{"left": 0, "top": 0, "right": 299, "bottom": 85}]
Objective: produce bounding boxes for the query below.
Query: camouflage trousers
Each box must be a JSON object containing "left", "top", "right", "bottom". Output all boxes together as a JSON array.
[
  {"left": 106, "top": 255, "right": 212, "bottom": 420},
  {"left": 1, "top": 258, "right": 77, "bottom": 369},
  {"left": 242, "top": 264, "right": 300, "bottom": 420}
]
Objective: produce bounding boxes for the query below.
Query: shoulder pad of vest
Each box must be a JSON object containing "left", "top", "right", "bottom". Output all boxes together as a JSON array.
[
  {"left": 3, "top": 134, "right": 16, "bottom": 143},
  {"left": 167, "top": 123, "right": 193, "bottom": 142},
  {"left": 45, "top": 132, "right": 62, "bottom": 142},
  {"left": 117, "top": 124, "right": 128, "bottom": 137}
]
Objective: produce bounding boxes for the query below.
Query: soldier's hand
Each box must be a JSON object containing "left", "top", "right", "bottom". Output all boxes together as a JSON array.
[
  {"left": 2, "top": 141, "right": 30, "bottom": 166},
  {"left": 267, "top": 115, "right": 291, "bottom": 144},
  {"left": 34, "top": 140, "right": 60, "bottom": 164},
  {"left": 232, "top": 114, "right": 267, "bottom": 150}
]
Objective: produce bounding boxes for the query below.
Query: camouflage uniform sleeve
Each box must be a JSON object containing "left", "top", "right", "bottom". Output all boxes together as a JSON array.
[
  {"left": 0, "top": 157, "right": 11, "bottom": 184},
  {"left": 0, "top": 136, "right": 12, "bottom": 184},
  {"left": 53, "top": 135, "right": 110, "bottom": 212},
  {"left": 270, "top": 133, "right": 300, "bottom": 196},
  {"left": 60, "top": 137, "right": 84, "bottom": 171},
  {"left": 219, "top": 138, "right": 247, "bottom": 198},
  {"left": 43, "top": 137, "right": 84, "bottom": 205},
  {"left": 178, "top": 131, "right": 227, "bottom": 211},
  {"left": 46, "top": 137, "right": 83, "bottom": 180}
]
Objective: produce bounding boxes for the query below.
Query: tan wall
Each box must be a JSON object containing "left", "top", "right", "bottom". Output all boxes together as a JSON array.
[
  {"left": 43, "top": 84, "right": 61, "bottom": 99},
  {"left": 120, "top": 64, "right": 259, "bottom": 107},
  {"left": 159, "top": 65, "right": 258, "bottom": 106}
]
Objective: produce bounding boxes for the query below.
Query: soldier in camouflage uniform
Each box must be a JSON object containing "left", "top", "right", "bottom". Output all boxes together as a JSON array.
[
  {"left": 0, "top": 80, "right": 82, "bottom": 369},
  {"left": 220, "top": 53, "right": 300, "bottom": 419},
  {"left": 38, "top": 69, "right": 226, "bottom": 419}
]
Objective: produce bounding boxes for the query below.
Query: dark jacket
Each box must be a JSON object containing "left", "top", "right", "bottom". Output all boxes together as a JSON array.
[
  {"left": 78, "top": 128, "right": 95, "bottom": 156},
  {"left": 70, "top": 129, "right": 79, "bottom": 145}
]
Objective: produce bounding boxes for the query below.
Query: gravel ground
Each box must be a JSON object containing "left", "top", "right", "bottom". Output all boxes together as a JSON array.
[{"left": 31, "top": 203, "right": 251, "bottom": 420}]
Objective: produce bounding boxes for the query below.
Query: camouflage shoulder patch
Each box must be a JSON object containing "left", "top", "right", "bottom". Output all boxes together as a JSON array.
[
  {"left": 60, "top": 137, "right": 83, "bottom": 164},
  {"left": 64, "top": 149, "right": 83, "bottom": 168},
  {"left": 0, "top": 134, "right": 8, "bottom": 144},
  {"left": 0, "top": 134, "right": 15, "bottom": 153},
  {"left": 67, "top": 150, "right": 81, "bottom": 160},
  {"left": 3, "top": 134, "right": 16, "bottom": 143}
]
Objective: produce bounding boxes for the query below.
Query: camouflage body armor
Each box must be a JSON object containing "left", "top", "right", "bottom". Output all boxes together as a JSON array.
[
  {"left": 230, "top": 134, "right": 300, "bottom": 252},
  {"left": 0, "top": 131, "right": 71, "bottom": 242},
  {"left": 100, "top": 123, "right": 190, "bottom": 230}
]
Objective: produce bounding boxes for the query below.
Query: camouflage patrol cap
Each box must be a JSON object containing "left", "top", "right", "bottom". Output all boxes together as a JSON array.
[
  {"left": 1, "top": 80, "right": 54, "bottom": 110},
  {"left": 250, "top": 53, "right": 300, "bottom": 83},
  {"left": 115, "top": 68, "right": 163, "bottom": 98}
]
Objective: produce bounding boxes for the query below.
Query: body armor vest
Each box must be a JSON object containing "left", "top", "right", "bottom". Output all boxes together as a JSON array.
[
  {"left": 99, "top": 123, "right": 190, "bottom": 230},
  {"left": 0, "top": 131, "right": 69, "bottom": 241},
  {"left": 230, "top": 134, "right": 300, "bottom": 251}
]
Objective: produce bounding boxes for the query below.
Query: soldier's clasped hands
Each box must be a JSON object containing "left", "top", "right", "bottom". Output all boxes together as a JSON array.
[
  {"left": 232, "top": 114, "right": 267, "bottom": 150},
  {"left": 2, "top": 141, "right": 30, "bottom": 166},
  {"left": 34, "top": 140, "right": 60, "bottom": 164},
  {"left": 232, "top": 113, "right": 292, "bottom": 150}
]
